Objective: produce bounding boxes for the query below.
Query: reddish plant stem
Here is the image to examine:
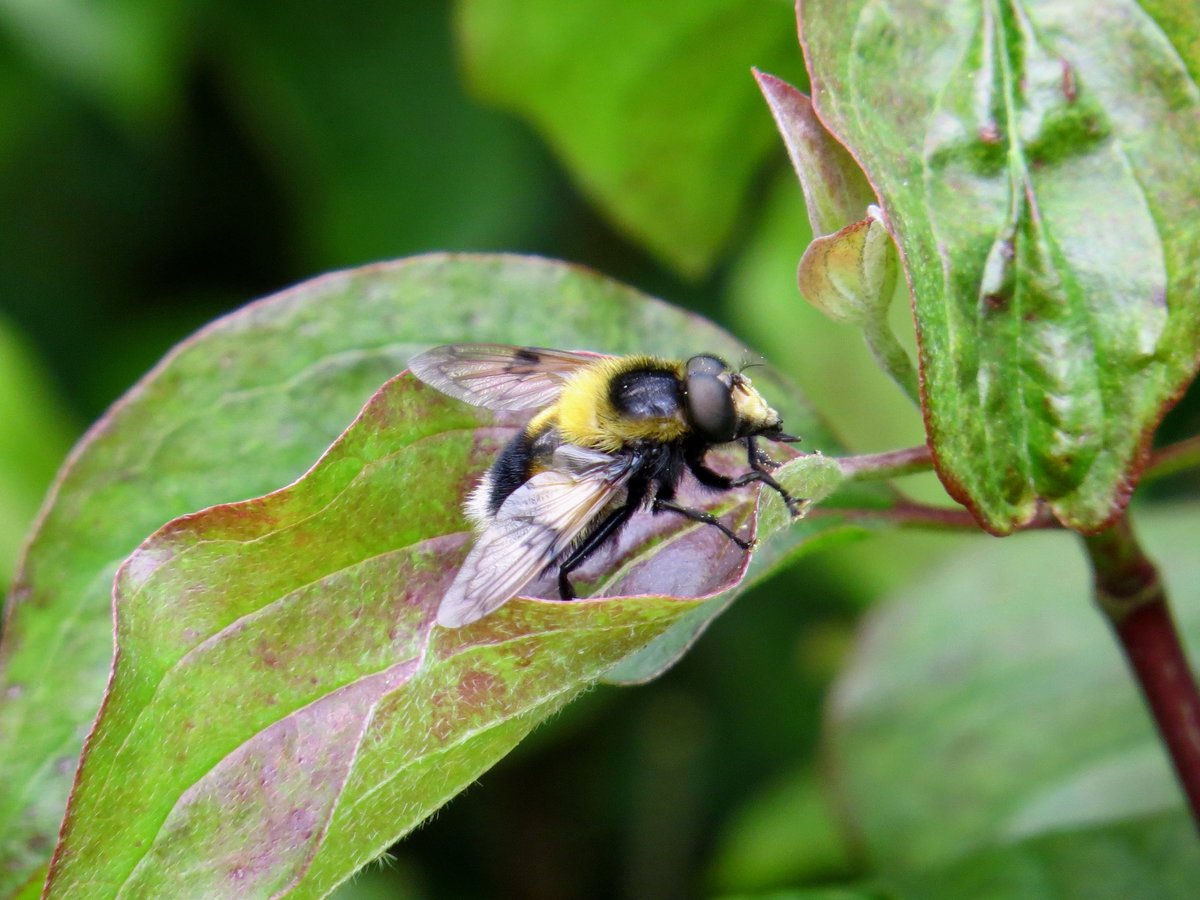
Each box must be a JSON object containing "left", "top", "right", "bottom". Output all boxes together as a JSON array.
[
  {"left": 1145, "top": 435, "right": 1200, "bottom": 482},
  {"left": 1081, "top": 514, "right": 1200, "bottom": 828},
  {"left": 837, "top": 444, "right": 932, "bottom": 480},
  {"left": 808, "top": 501, "right": 980, "bottom": 530}
]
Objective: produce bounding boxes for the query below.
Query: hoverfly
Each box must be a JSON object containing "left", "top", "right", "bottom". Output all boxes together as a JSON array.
[{"left": 409, "top": 344, "right": 802, "bottom": 626}]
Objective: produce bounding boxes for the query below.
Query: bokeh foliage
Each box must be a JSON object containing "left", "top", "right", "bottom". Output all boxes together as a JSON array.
[{"left": 1, "top": 1, "right": 1198, "bottom": 898}]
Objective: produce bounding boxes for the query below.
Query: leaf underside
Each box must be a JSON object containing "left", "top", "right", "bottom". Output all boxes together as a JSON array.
[{"left": 801, "top": 0, "right": 1200, "bottom": 533}]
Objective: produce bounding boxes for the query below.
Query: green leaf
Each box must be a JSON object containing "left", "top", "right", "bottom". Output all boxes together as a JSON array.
[
  {"left": 828, "top": 503, "right": 1200, "bottom": 874},
  {"left": 889, "top": 810, "right": 1200, "bottom": 900},
  {"left": 800, "top": 0, "right": 1200, "bottom": 533},
  {"left": 707, "top": 767, "right": 851, "bottom": 892},
  {"left": 0, "top": 316, "right": 74, "bottom": 587},
  {"left": 0, "top": 0, "right": 190, "bottom": 123},
  {"left": 213, "top": 0, "right": 554, "bottom": 269},
  {"left": 456, "top": 0, "right": 808, "bottom": 276},
  {"left": 717, "top": 889, "right": 883, "bottom": 900},
  {"left": 0, "top": 254, "right": 845, "bottom": 895}
]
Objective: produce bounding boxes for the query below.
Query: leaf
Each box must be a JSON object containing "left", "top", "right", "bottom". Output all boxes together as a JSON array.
[
  {"left": 726, "top": 172, "right": 932, "bottom": 462},
  {"left": 603, "top": 451, "right": 849, "bottom": 685},
  {"left": 44, "top": 369, "right": 841, "bottom": 891},
  {"left": 0, "top": 254, "right": 848, "bottom": 895},
  {"left": 455, "top": 0, "right": 808, "bottom": 276},
  {"left": 796, "top": 216, "right": 897, "bottom": 326},
  {"left": 800, "top": 0, "right": 1200, "bottom": 533},
  {"left": 707, "top": 767, "right": 851, "bottom": 892},
  {"left": 0, "top": 317, "right": 74, "bottom": 587},
  {"left": 0, "top": 0, "right": 190, "bottom": 124},
  {"left": 717, "top": 889, "right": 883, "bottom": 900},
  {"left": 888, "top": 810, "right": 1200, "bottom": 900},
  {"left": 43, "top": 377, "right": 721, "bottom": 895},
  {"left": 828, "top": 503, "right": 1200, "bottom": 874},
  {"left": 754, "top": 71, "right": 875, "bottom": 239},
  {"left": 214, "top": 0, "right": 554, "bottom": 269}
]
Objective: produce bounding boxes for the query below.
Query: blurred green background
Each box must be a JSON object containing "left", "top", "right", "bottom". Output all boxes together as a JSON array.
[{"left": 3, "top": 1, "right": 1199, "bottom": 898}]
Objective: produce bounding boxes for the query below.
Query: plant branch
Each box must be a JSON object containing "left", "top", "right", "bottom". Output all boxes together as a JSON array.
[
  {"left": 1081, "top": 514, "right": 1200, "bottom": 828},
  {"left": 811, "top": 498, "right": 1066, "bottom": 532},
  {"left": 837, "top": 445, "right": 932, "bottom": 480},
  {"left": 808, "top": 501, "right": 979, "bottom": 530},
  {"left": 861, "top": 317, "right": 921, "bottom": 406},
  {"left": 1144, "top": 435, "right": 1200, "bottom": 483}
]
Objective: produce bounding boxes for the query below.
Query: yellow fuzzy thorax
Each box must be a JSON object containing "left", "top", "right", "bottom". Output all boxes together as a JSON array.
[{"left": 542, "top": 355, "right": 689, "bottom": 452}]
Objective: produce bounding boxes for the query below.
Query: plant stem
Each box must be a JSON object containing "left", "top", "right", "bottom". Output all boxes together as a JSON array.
[
  {"left": 809, "top": 499, "right": 1062, "bottom": 532},
  {"left": 1145, "top": 435, "right": 1200, "bottom": 482},
  {"left": 808, "top": 501, "right": 979, "bottom": 530},
  {"left": 837, "top": 445, "right": 932, "bottom": 480},
  {"left": 1081, "top": 514, "right": 1200, "bottom": 828},
  {"left": 861, "top": 317, "right": 921, "bottom": 406}
]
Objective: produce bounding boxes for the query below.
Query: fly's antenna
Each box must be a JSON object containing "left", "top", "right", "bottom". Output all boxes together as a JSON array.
[{"left": 737, "top": 354, "right": 766, "bottom": 375}]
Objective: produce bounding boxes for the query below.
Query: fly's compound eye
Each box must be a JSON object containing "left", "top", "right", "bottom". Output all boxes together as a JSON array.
[
  {"left": 685, "top": 354, "right": 729, "bottom": 381},
  {"left": 685, "top": 371, "right": 737, "bottom": 442}
]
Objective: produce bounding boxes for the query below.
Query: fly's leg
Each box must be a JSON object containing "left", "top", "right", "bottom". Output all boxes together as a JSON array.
[
  {"left": 651, "top": 497, "right": 752, "bottom": 550},
  {"left": 746, "top": 435, "right": 780, "bottom": 471},
  {"left": 556, "top": 479, "right": 648, "bottom": 600},
  {"left": 734, "top": 437, "right": 804, "bottom": 516}
]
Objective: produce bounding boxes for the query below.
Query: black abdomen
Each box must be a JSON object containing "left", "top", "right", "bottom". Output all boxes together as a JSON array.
[{"left": 486, "top": 422, "right": 563, "bottom": 514}]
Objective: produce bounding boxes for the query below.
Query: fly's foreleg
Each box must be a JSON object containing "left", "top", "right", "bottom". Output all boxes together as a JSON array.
[{"left": 733, "top": 437, "right": 804, "bottom": 517}]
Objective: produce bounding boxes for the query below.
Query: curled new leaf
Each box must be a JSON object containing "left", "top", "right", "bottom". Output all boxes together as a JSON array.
[
  {"left": 754, "top": 68, "right": 875, "bottom": 237},
  {"left": 757, "top": 70, "right": 917, "bottom": 402},
  {"left": 797, "top": 210, "right": 898, "bottom": 326}
]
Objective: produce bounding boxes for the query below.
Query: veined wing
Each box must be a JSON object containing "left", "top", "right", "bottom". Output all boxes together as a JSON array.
[
  {"left": 437, "top": 447, "right": 638, "bottom": 628},
  {"left": 408, "top": 344, "right": 608, "bottom": 411}
]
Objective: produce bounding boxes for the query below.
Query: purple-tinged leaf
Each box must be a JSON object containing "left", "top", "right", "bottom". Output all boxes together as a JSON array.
[
  {"left": 44, "top": 373, "right": 828, "bottom": 896},
  {"left": 1, "top": 254, "right": 870, "bottom": 895},
  {"left": 754, "top": 70, "right": 876, "bottom": 238}
]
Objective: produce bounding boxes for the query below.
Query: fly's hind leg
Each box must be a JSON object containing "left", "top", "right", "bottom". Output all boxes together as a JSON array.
[{"left": 556, "top": 479, "right": 648, "bottom": 600}]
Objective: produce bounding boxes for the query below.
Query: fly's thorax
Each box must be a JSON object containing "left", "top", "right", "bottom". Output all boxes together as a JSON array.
[{"left": 555, "top": 355, "right": 689, "bottom": 451}]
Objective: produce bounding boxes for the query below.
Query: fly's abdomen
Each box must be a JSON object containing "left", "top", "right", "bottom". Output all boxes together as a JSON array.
[{"left": 465, "top": 417, "right": 563, "bottom": 525}]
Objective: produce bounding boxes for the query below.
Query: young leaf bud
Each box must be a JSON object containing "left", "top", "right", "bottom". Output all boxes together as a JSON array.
[{"left": 797, "top": 207, "right": 898, "bottom": 325}]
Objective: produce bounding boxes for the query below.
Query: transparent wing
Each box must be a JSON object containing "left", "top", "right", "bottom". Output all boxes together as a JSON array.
[
  {"left": 437, "top": 448, "right": 638, "bottom": 628},
  {"left": 408, "top": 344, "right": 608, "bottom": 411}
]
